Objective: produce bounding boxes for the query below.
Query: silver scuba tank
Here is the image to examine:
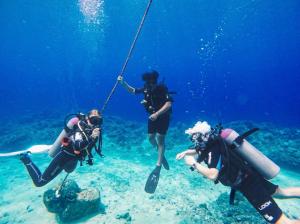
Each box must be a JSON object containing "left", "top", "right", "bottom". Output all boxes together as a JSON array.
[
  {"left": 220, "top": 128, "right": 280, "bottom": 180},
  {"left": 48, "top": 117, "right": 79, "bottom": 158}
]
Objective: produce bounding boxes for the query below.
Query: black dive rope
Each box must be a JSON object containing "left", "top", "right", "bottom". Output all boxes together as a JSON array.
[{"left": 101, "top": 0, "right": 154, "bottom": 113}]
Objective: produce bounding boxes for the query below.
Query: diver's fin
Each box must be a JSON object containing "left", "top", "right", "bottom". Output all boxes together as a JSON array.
[
  {"left": 0, "top": 145, "right": 52, "bottom": 157},
  {"left": 145, "top": 166, "right": 161, "bottom": 194},
  {"left": 162, "top": 156, "right": 170, "bottom": 170},
  {"left": 20, "top": 152, "right": 32, "bottom": 164}
]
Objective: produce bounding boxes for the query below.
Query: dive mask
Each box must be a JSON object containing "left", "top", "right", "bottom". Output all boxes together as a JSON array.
[
  {"left": 88, "top": 115, "right": 103, "bottom": 126},
  {"left": 191, "top": 132, "right": 210, "bottom": 150}
]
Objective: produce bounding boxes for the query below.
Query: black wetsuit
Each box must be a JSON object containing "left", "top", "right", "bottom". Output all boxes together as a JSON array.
[
  {"left": 22, "top": 121, "right": 98, "bottom": 187},
  {"left": 197, "top": 137, "right": 282, "bottom": 224},
  {"left": 135, "top": 84, "right": 173, "bottom": 135}
]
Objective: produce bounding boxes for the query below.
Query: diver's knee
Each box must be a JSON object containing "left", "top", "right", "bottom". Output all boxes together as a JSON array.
[
  {"left": 275, "top": 214, "right": 293, "bottom": 224},
  {"left": 157, "top": 134, "right": 165, "bottom": 144},
  {"left": 278, "top": 187, "right": 284, "bottom": 194},
  {"left": 34, "top": 181, "right": 46, "bottom": 187},
  {"left": 148, "top": 134, "right": 156, "bottom": 141},
  {"left": 274, "top": 187, "right": 289, "bottom": 197}
]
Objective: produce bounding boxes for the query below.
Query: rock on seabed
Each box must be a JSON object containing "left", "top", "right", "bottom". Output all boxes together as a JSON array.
[{"left": 43, "top": 180, "right": 101, "bottom": 222}]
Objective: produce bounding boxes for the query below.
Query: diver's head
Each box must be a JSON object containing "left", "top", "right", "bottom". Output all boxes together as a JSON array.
[
  {"left": 142, "top": 70, "right": 159, "bottom": 86},
  {"left": 185, "top": 121, "right": 212, "bottom": 148},
  {"left": 87, "top": 109, "right": 103, "bottom": 127}
]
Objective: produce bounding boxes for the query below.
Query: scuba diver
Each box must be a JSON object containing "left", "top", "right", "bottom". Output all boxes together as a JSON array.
[
  {"left": 176, "top": 121, "right": 300, "bottom": 224},
  {"left": 20, "top": 109, "right": 103, "bottom": 187},
  {"left": 118, "top": 70, "right": 173, "bottom": 193}
]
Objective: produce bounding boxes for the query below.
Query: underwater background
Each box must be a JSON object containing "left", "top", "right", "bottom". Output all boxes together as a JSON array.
[{"left": 0, "top": 0, "right": 299, "bottom": 223}]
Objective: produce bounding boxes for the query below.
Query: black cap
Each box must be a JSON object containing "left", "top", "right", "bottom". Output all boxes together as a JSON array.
[{"left": 142, "top": 70, "right": 159, "bottom": 84}]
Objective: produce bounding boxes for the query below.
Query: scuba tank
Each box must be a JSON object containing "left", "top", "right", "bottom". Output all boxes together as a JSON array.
[
  {"left": 220, "top": 128, "right": 280, "bottom": 180},
  {"left": 188, "top": 122, "right": 280, "bottom": 180},
  {"left": 48, "top": 115, "right": 81, "bottom": 158},
  {"left": 48, "top": 113, "right": 104, "bottom": 159}
]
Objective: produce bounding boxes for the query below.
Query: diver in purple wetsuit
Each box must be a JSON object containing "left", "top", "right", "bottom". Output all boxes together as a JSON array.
[{"left": 20, "top": 109, "right": 103, "bottom": 187}]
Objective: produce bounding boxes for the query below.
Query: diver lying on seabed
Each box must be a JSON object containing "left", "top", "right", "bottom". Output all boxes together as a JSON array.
[
  {"left": 118, "top": 70, "right": 173, "bottom": 193},
  {"left": 20, "top": 109, "right": 103, "bottom": 187},
  {"left": 176, "top": 121, "right": 300, "bottom": 224}
]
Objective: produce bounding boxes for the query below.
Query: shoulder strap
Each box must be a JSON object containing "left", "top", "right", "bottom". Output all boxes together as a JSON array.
[
  {"left": 229, "top": 188, "right": 237, "bottom": 205},
  {"left": 216, "top": 138, "right": 252, "bottom": 186},
  {"left": 234, "top": 128, "right": 260, "bottom": 145},
  {"left": 95, "top": 130, "right": 104, "bottom": 158},
  {"left": 64, "top": 125, "right": 73, "bottom": 134},
  {"left": 224, "top": 138, "right": 256, "bottom": 178}
]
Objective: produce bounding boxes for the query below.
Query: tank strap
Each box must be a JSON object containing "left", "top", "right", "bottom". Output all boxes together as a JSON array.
[
  {"left": 95, "top": 131, "right": 104, "bottom": 158},
  {"left": 217, "top": 139, "right": 252, "bottom": 186},
  {"left": 64, "top": 126, "right": 73, "bottom": 134},
  {"left": 229, "top": 188, "right": 237, "bottom": 205},
  {"left": 64, "top": 115, "right": 81, "bottom": 134},
  {"left": 234, "top": 128, "right": 260, "bottom": 146}
]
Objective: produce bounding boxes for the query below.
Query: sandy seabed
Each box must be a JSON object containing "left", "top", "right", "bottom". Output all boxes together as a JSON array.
[{"left": 0, "top": 116, "right": 299, "bottom": 224}]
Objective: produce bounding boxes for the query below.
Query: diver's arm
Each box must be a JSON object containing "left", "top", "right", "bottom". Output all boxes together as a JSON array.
[
  {"left": 122, "top": 81, "right": 136, "bottom": 94},
  {"left": 184, "top": 155, "right": 219, "bottom": 181},
  {"left": 193, "top": 163, "right": 219, "bottom": 181},
  {"left": 176, "top": 149, "right": 197, "bottom": 160},
  {"left": 185, "top": 149, "right": 197, "bottom": 156},
  {"left": 156, "top": 101, "right": 172, "bottom": 117},
  {"left": 118, "top": 76, "right": 136, "bottom": 94}
]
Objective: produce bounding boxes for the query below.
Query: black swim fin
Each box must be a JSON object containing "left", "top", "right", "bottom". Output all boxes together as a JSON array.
[
  {"left": 162, "top": 156, "right": 170, "bottom": 170},
  {"left": 145, "top": 166, "right": 161, "bottom": 194},
  {"left": 20, "top": 152, "right": 31, "bottom": 165}
]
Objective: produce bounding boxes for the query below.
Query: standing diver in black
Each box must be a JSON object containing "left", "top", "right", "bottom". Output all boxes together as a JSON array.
[
  {"left": 20, "top": 109, "right": 103, "bottom": 187},
  {"left": 118, "top": 70, "right": 173, "bottom": 193},
  {"left": 176, "top": 121, "right": 300, "bottom": 224}
]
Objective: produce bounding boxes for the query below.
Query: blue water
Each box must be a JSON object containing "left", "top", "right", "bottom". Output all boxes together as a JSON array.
[
  {"left": 0, "top": 0, "right": 300, "bottom": 126},
  {"left": 0, "top": 1, "right": 300, "bottom": 223}
]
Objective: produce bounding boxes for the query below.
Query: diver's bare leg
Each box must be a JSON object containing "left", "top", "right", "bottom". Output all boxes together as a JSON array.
[
  {"left": 274, "top": 187, "right": 300, "bottom": 199},
  {"left": 276, "top": 214, "right": 300, "bottom": 224},
  {"left": 156, "top": 134, "right": 165, "bottom": 167},
  {"left": 148, "top": 133, "right": 158, "bottom": 148}
]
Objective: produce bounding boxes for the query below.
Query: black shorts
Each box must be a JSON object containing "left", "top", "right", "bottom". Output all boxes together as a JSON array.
[
  {"left": 238, "top": 174, "right": 282, "bottom": 223},
  {"left": 148, "top": 114, "right": 170, "bottom": 135}
]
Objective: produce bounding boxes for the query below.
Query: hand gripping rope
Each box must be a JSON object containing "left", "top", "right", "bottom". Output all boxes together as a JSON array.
[{"left": 101, "top": 0, "right": 154, "bottom": 113}]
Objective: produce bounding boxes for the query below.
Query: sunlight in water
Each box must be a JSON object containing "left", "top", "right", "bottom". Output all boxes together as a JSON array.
[{"left": 78, "top": 0, "right": 105, "bottom": 24}]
